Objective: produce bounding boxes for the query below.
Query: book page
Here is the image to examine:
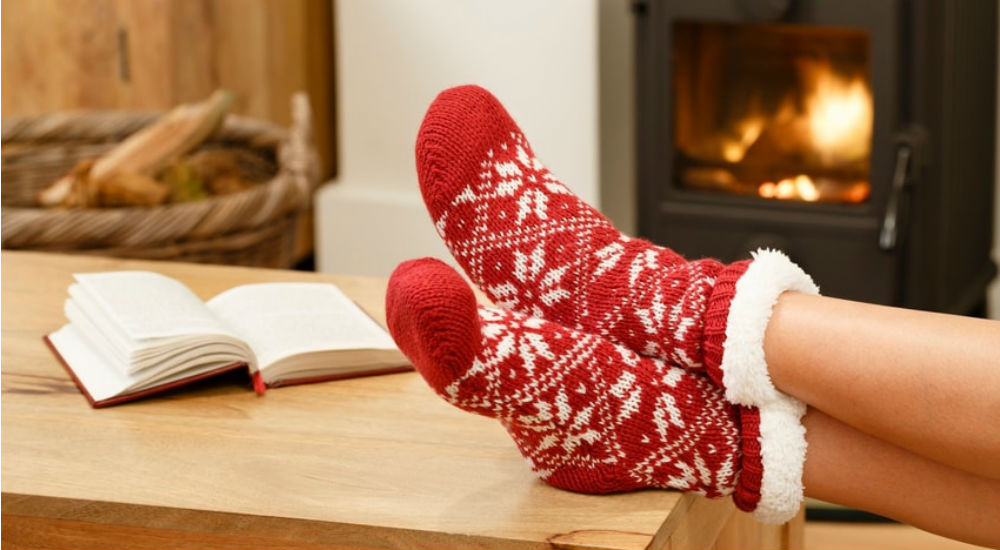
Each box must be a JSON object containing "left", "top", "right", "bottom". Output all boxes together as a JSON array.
[
  {"left": 48, "top": 325, "right": 135, "bottom": 401},
  {"left": 74, "top": 271, "right": 237, "bottom": 341},
  {"left": 47, "top": 324, "right": 244, "bottom": 402},
  {"left": 206, "top": 282, "right": 399, "bottom": 369}
]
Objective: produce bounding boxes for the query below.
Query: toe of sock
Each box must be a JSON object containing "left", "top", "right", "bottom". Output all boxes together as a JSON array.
[
  {"left": 415, "top": 85, "right": 523, "bottom": 214},
  {"left": 386, "top": 258, "right": 481, "bottom": 395}
]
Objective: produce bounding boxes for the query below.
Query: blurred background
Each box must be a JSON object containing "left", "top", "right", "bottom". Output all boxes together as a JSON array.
[{"left": 3, "top": 1, "right": 997, "bottom": 320}]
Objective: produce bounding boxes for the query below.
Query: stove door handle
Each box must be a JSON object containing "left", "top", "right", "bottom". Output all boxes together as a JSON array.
[{"left": 879, "top": 145, "right": 913, "bottom": 251}]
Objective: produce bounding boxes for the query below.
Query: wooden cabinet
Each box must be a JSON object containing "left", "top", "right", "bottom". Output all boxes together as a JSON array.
[{"left": 1, "top": 0, "right": 335, "bottom": 178}]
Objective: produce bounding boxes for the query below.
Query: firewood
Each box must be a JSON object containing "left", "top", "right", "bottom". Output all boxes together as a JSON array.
[
  {"left": 161, "top": 160, "right": 208, "bottom": 203},
  {"left": 89, "top": 90, "right": 234, "bottom": 185},
  {"left": 33, "top": 159, "right": 94, "bottom": 207},
  {"left": 35, "top": 90, "right": 234, "bottom": 208},
  {"left": 98, "top": 172, "right": 169, "bottom": 207},
  {"left": 35, "top": 174, "right": 74, "bottom": 207},
  {"left": 159, "top": 148, "right": 271, "bottom": 201},
  {"left": 186, "top": 148, "right": 266, "bottom": 195}
]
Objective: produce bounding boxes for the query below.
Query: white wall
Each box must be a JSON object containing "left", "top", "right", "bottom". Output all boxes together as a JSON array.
[{"left": 316, "top": 0, "right": 600, "bottom": 277}]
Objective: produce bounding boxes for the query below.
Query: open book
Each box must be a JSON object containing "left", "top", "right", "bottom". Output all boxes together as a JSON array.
[{"left": 44, "top": 271, "right": 410, "bottom": 408}]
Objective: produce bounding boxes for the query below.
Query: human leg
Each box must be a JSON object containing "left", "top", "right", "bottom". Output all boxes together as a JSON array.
[
  {"left": 766, "top": 292, "right": 1000, "bottom": 480},
  {"left": 802, "top": 407, "right": 1000, "bottom": 548}
]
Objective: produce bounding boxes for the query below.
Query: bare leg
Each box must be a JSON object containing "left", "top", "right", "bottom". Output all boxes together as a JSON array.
[
  {"left": 766, "top": 292, "right": 1000, "bottom": 479},
  {"left": 802, "top": 407, "right": 1000, "bottom": 548}
]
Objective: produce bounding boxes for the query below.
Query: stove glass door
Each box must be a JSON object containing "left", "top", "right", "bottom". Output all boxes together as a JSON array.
[{"left": 672, "top": 22, "right": 872, "bottom": 204}]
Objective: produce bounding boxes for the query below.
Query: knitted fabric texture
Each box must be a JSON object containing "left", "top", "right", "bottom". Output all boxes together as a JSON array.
[
  {"left": 386, "top": 258, "right": 763, "bottom": 506},
  {"left": 416, "top": 84, "right": 750, "bottom": 385},
  {"left": 412, "top": 85, "right": 820, "bottom": 523}
]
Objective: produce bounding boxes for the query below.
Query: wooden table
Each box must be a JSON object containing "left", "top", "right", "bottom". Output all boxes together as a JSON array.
[{"left": 2, "top": 251, "right": 803, "bottom": 550}]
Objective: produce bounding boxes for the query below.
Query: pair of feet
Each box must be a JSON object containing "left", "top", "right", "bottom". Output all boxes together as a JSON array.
[{"left": 386, "top": 85, "right": 817, "bottom": 524}]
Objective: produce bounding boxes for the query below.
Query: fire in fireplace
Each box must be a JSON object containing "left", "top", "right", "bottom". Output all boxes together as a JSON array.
[
  {"left": 673, "top": 23, "right": 873, "bottom": 204},
  {"left": 635, "top": 0, "right": 997, "bottom": 314}
]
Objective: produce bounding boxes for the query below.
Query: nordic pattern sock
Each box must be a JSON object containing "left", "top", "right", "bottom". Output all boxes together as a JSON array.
[
  {"left": 415, "top": 85, "right": 818, "bottom": 411},
  {"left": 385, "top": 257, "right": 806, "bottom": 523}
]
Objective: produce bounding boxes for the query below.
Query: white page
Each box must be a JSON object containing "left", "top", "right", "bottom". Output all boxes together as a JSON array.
[
  {"left": 49, "top": 324, "right": 250, "bottom": 402},
  {"left": 74, "top": 271, "right": 237, "bottom": 341},
  {"left": 206, "top": 282, "right": 398, "bottom": 369},
  {"left": 48, "top": 324, "right": 134, "bottom": 401},
  {"left": 64, "top": 298, "right": 131, "bottom": 367}
]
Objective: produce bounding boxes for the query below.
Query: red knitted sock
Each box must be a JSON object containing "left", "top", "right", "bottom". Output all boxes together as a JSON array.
[
  {"left": 417, "top": 85, "right": 720, "bottom": 370},
  {"left": 386, "top": 258, "right": 804, "bottom": 522},
  {"left": 416, "top": 85, "right": 816, "bottom": 406}
]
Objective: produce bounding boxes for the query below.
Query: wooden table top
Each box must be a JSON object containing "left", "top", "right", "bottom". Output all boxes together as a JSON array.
[{"left": 1, "top": 251, "right": 743, "bottom": 550}]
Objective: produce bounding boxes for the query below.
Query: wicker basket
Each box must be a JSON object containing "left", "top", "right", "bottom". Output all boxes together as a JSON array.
[{"left": 1, "top": 94, "right": 319, "bottom": 268}]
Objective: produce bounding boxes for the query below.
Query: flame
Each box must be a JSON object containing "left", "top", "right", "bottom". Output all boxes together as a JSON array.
[
  {"left": 845, "top": 181, "right": 871, "bottom": 203},
  {"left": 743, "top": 59, "right": 873, "bottom": 203},
  {"left": 795, "top": 175, "right": 820, "bottom": 201},
  {"left": 799, "top": 58, "right": 873, "bottom": 165},
  {"left": 758, "top": 174, "right": 820, "bottom": 202},
  {"left": 682, "top": 55, "right": 874, "bottom": 203},
  {"left": 721, "top": 116, "right": 766, "bottom": 163},
  {"left": 712, "top": 58, "right": 873, "bottom": 169}
]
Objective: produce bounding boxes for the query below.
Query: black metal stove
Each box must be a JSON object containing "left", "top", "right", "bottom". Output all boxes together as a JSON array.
[{"left": 635, "top": 0, "right": 997, "bottom": 313}]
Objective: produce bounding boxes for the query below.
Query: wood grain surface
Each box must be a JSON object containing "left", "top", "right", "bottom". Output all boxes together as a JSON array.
[{"left": 1, "top": 251, "right": 798, "bottom": 549}]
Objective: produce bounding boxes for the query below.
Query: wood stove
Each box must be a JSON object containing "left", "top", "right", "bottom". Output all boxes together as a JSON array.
[{"left": 635, "top": 0, "right": 997, "bottom": 313}]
